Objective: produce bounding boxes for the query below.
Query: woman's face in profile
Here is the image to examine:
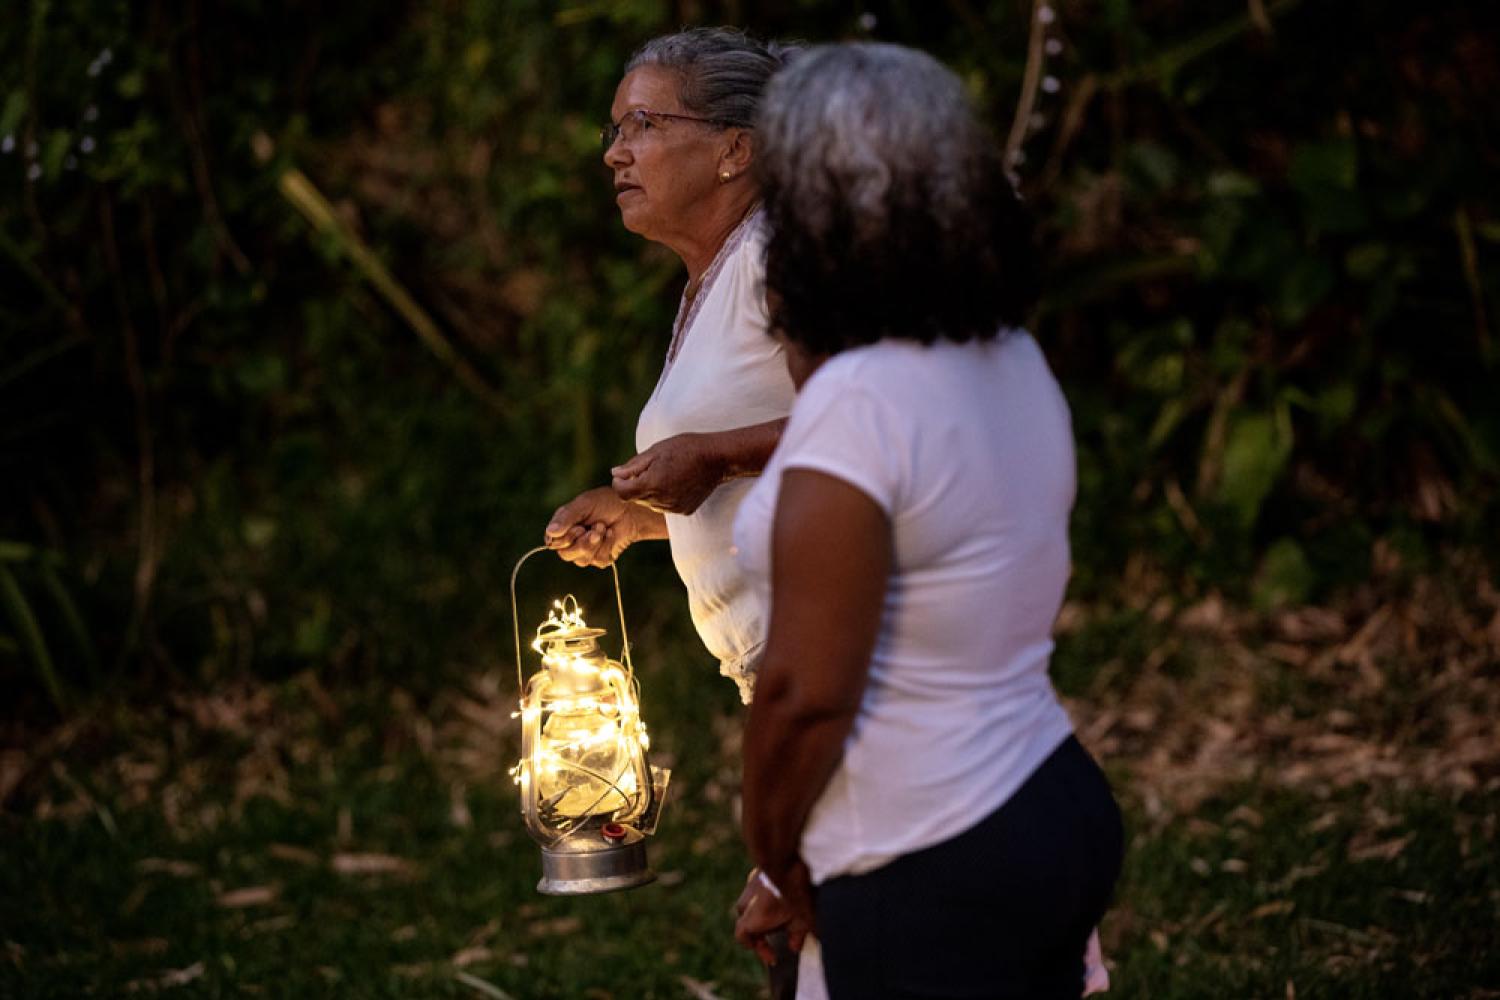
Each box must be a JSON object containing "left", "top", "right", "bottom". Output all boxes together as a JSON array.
[{"left": 603, "top": 66, "right": 721, "bottom": 243}]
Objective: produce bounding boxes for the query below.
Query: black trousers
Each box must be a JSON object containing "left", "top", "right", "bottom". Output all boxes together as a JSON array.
[{"left": 814, "top": 736, "right": 1124, "bottom": 1000}]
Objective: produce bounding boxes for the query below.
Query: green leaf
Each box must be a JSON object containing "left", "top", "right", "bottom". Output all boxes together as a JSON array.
[
  {"left": 243, "top": 516, "right": 278, "bottom": 549},
  {"left": 1218, "top": 408, "right": 1293, "bottom": 529},
  {"left": 293, "top": 597, "right": 332, "bottom": 657},
  {"left": 1274, "top": 257, "right": 1335, "bottom": 326},
  {"left": 1124, "top": 141, "right": 1179, "bottom": 195},
  {"left": 0, "top": 91, "right": 25, "bottom": 138},
  {"left": 37, "top": 561, "right": 99, "bottom": 683},
  {"left": 1253, "top": 537, "right": 1316, "bottom": 610},
  {"left": 1344, "top": 243, "right": 1389, "bottom": 280},
  {"left": 41, "top": 130, "right": 71, "bottom": 179},
  {"left": 0, "top": 563, "right": 66, "bottom": 713},
  {"left": 1147, "top": 397, "right": 1189, "bottom": 452},
  {"left": 1117, "top": 329, "right": 1187, "bottom": 394},
  {"left": 1288, "top": 138, "right": 1368, "bottom": 233},
  {"left": 236, "top": 355, "right": 287, "bottom": 395},
  {"left": 1288, "top": 138, "right": 1357, "bottom": 193},
  {"left": 1210, "top": 319, "right": 1254, "bottom": 376},
  {"left": 0, "top": 541, "right": 36, "bottom": 562},
  {"left": 1206, "top": 170, "right": 1260, "bottom": 199},
  {"left": 1314, "top": 381, "right": 1358, "bottom": 429},
  {"left": 116, "top": 69, "right": 145, "bottom": 99},
  {"left": 1102, "top": 0, "right": 1133, "bottom": 29}
]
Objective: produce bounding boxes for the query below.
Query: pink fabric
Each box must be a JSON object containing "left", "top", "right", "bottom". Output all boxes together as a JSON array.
[{"left": 1083, "top": 928, "right": 1110, "bottom": 995}]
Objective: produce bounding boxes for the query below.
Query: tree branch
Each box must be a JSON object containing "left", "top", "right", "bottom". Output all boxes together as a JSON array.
[{"left": 1004, "top": 0, "right": 1048, "bottom": 176}]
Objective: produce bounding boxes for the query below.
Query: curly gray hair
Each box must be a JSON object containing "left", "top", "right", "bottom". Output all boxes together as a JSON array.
[
  {"left": 757, "top": 42, "right": 992, "bottom": 246},
  {"left": 755, "top": 43, "right": 1036, "bottom": 352},
  {"left": 625, "top": 27, "right": 797, "bottom": 128}
]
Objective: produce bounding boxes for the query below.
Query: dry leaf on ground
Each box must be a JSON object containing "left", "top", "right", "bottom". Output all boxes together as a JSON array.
[
  {"left": 137, "top": 859, "right": 200, "bottom": 878},
  {"left": 124, "top": 961, "right": 206, "bottom": 992},
  {"left": 267, "top": 843, "right": 321, "bottom": 866},
  {"left": 1347, "top": 834, "right": 1413, "bottom": 863},
  {"left": 217, "top": 884, "right": 280, "bottom": 908},
  {"left": 331, "top": 852, "right": 418, "bottom": 876},
  {"left": 679, "top": 977, "right": 727, "bottom": 1000},
  {"left": 526, "top": 916, "right": 582, "bottom": 937},
  {"left": 451, "top": 945, "right": 493, "bottom": 968}
]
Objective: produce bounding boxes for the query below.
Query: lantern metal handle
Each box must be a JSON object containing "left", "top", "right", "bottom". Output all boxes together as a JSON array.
[{"left": 508, "top": 545, "right": 636, "bottom": 696}]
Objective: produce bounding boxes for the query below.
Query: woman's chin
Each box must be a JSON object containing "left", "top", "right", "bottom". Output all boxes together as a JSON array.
[{"left": 617, "top": 205, "right": 654, "bottom": 238}]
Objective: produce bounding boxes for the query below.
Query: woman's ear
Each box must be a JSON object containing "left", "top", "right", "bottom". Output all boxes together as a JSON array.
[{"left": 718, "top": 128, "right": 755, "bottom": 178}]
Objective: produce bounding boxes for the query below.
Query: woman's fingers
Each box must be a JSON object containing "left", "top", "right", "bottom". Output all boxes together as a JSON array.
[
  {"left": 736, "top": 928, "right": 778, "bottom": 967},
  {"left": 544, "top": 495, "right": 593, "bottom": 542},
  {"left": 609, "top": 435, "right": 721, "bottom": 515},
  {"left": 544, "top": 524, "right": 585, "bottom": 550},
  {"left": 544, "top": 487, "right": 628, "bottom": 544},
  {"left": 733, "top": 916, "right": 780, "bottom": 966},
  {"left": 587, "top": 526, "right": 618, "bottom": 567},
  {"left": 545, "top": 488, "right": 642, "bottom": 565},
  {"left": 614, "top": 467, "right": 700, "bottom": 514},
  {"left": 734, "top": 871, "right": 760, "bottom": 916},
  {"left": 733, "top": 880, "right": 797, "bottom": 966},
  {"left": 612, "top": 469, "right": 655, "bottom": 503},
  {"left": 610, "top": 451, "right": 652, "bottom": 481},
  {"left": 550, "top": 523, "right": 613, "bottom": 566}
]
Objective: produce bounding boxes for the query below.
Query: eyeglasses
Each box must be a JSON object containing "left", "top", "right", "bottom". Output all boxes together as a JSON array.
[{"left": 600, "top": 109, "right": 728, "bottom": 153}]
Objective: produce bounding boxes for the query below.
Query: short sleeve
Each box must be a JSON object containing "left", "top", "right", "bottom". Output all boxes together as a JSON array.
[{"left": 776, "top": 372, "right": 909, "bottom": 516}]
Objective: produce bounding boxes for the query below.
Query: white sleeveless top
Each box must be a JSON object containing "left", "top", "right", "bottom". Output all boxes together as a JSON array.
[{"left": 635, "top": 209, "right": 796, "bottom": 701}]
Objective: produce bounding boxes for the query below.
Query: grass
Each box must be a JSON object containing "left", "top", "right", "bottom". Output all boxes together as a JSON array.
[
  {"left": 3, "top": 575, "right": 1499, "bottom": 998},
  {"left": 1110, "top": 784, "right": 1499, "bottom": 998}
]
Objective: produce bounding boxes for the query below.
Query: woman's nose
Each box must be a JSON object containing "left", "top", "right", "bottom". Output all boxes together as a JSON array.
[{"left": 603, "top": 137, "right": 630, "bottom": 169}]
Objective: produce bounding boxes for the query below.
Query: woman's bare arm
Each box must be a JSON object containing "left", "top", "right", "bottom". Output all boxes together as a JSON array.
[{"left": 741, "top": 467, "right": 892, "bottom": 917}]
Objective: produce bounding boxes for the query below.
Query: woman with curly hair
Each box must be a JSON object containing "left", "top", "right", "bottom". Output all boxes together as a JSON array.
[{"left": 733, "top": 43, "right": 1123, "bottom": 998}]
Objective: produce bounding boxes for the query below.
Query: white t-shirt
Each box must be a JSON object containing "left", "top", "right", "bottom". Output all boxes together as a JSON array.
[
  {"left": 732, "top": 332, "right": 1077, "bottom": 884},
  {"left": 636, "top": 209, "right": 796, "bottom": 702}
]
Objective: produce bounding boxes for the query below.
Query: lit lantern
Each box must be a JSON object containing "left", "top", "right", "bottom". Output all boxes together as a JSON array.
[{"left": 509, "top": 547, "right": 670, "bottom": 894}]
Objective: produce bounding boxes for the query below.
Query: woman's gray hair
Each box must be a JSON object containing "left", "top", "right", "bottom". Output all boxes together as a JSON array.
[
  {"left": 625, "top": 27, "right": 797, "bottom": 128},
  {"left": 756, "top": 43, "right": 993, "bottom": 246},
  {"left": 754, "top": 43, "right": 1036, "bottom": 352}
]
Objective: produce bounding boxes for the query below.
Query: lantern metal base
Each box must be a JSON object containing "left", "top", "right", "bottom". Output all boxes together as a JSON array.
[{"left": 537, "top": 825, "right": 656, "bottom": 895}]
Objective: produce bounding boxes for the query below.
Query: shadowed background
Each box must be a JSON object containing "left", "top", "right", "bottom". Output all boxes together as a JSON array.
[{"left": 2, "top": 1, "right": 1497, "bottom": 997}]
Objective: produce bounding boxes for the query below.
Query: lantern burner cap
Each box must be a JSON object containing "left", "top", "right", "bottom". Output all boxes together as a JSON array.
[{"left": 537, "top": 824, "right": 656, "bottom": 895}]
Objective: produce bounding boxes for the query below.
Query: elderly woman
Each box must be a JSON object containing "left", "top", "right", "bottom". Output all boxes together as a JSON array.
[
  {"left": 542, "top": 27, "right": 808, "bottom": 998},
  {"left": 732, "top": 44, "right": 1123, "bottom": 999},
  {"left": 545, "top": 28, "right": 795, "bottom": 705}
]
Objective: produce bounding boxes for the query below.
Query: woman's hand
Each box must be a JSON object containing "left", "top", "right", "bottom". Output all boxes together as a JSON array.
[
  {"left": 611, "top": 433, "right": 726, "bottom": 515},
  {"left": 612, "top": 420, "right": 786, "bottom": 515},
  {"left": 543, "top": 487, "right": 666, "bottom": 567},
  {"left": 733, "top": 864, "right": 814, "bottom": 965}
]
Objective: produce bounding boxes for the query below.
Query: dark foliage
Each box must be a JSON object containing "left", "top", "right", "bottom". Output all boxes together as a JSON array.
[{"left": 1, "top": 0, "right": 1495, "bottom": 709}]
